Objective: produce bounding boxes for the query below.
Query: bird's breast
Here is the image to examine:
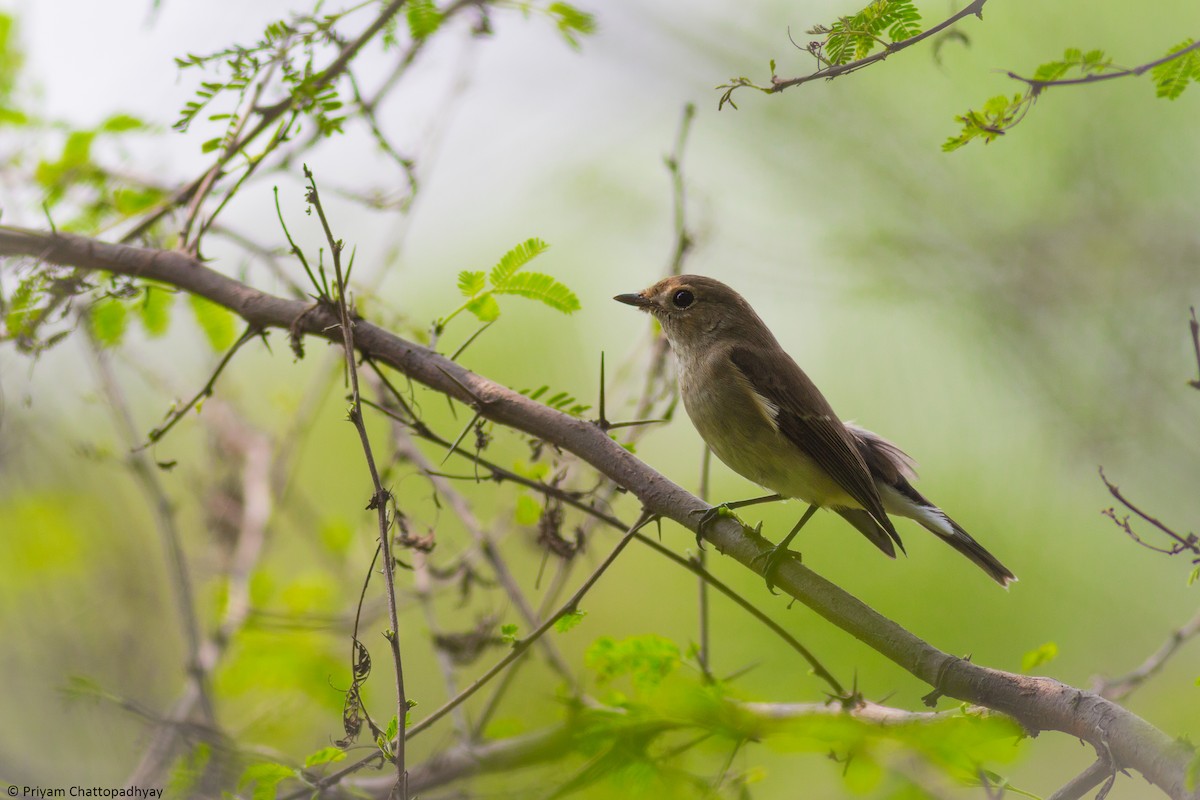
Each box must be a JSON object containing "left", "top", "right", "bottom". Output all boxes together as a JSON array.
[{"left": 677, "top": 351, "right": 855, "bottom": 508}]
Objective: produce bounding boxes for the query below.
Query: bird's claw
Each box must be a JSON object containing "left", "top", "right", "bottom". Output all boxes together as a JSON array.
[
  {"left": 690, "top": 503, "right": 744, "bottom": 550},
  {"left": 750, "top": 543, "right": 801, "bottom": 595}
]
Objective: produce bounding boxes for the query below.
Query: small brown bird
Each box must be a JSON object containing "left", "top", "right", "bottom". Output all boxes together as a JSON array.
[{"left": 615, "top": 275, "right": 1015, "bottom": 589}]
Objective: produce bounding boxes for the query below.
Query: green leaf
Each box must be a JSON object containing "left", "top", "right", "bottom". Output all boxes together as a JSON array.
[
  {"left": 822, "top": 0, "right": 921, "bottom": 65},
  {"left": 1188, "top": 565, "right": 1200, "bottom": 586},
  {"left": 548, "top": 2, "right": 597, "bottom": 50},
  {"left": 238, "top": 762, "right": 295, "bottom": 800},
  {"left": 555, "top": 609, "right": 587, "bottom": 633},
  {"left": 500, "top": 623, "right": 519, "bottom": 644},
  {"left": 4, "top": 273, "right": 46, "bottom": 338},
  {"left": 492, "top": 271, "right": 581, "bottom": 314},
  {"left": 406, "top": 0, "right": 442, "bottom": 40},
  {"left": 465, "top": 293, "right": 501, "bottom": 322},
  {"left": 90, "top": 298, "right": 129, "bottom": 348},
  {"left": 62, "top": 130, "right": 95, "bottom": 168},
  {"left": 384, "top": 714, "right": 399, "bottom": 741},
  {"left": 515, "top": 494, "right": 542, "bottom": 525},
  {"left": 201, "top": 136, "right": 223, "bottom": 154},
  {"left": 164, "top": 743, "right": 211, "bottom": 800},
  {"left": 586, "top": 635, "right": 681, "bottom": 693},
  {"left": 488, "top": 237, "right": 549, "bottom": 288},
  {"left": 188, "top": 294, "right": 236, "bottom": 351},
  {"left": 138, "top": 285, "right": 172, "bottom": 338},
  {"left": 303, "top": 746, "right": 346, "bottom": 768},
  {"left": 1153, "top": 40, "right": 1200, "bottom": 100},
  {"left": 943, "top": 93, "right": 1025, "bottom": 151},
  {"left": 1021, "top": 642, "right": 1058, "bottom": 673},
  {"left": 101, "top": 113, "right": 146, "bottom": 133},
  {"left": 0, "top": 106, "right": 28, "bottom": 126},
  {"left": 457, "top": 270, "right": 486, "bottom": 297},
  {"left": 0, "top": 12, "right": 23, "bottom": 103},
  {"left": 113, "top": 186, "right": 165, "bottom": 216}
]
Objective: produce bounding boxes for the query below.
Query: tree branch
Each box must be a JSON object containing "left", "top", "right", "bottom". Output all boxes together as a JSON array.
[
  {"left": 1, "top": 224, "right": 1196, "bottom": 799},
  {"left": 718, "top": 0, "right": 988, "bottom": 109}
]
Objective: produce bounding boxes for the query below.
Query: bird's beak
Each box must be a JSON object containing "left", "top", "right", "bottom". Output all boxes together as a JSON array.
[{"left": 614, "top": 292, "right": 652, "bottom": 308}]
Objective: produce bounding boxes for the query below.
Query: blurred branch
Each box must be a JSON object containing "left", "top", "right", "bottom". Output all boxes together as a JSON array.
[
  {"left": 87, "top": 335, "right": 215, "bottom": 734},
  {"left": 350, "top": 699, "right": 963, "bottom": 797},
  {"left": 1095, "top": 606, "right": 1200, "bottom": 702},
  {"left": 1048, "top": 758, "right": 1115, "bottom": 800},
  {"left": 3, "top": 224, "right": 1198, "bottom": 799},
  {"left": 1189, "top": 306, "right": 1200, "bottom": 390}
]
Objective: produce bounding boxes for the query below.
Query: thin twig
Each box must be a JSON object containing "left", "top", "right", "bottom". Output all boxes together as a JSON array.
[
  {"left": 1007, "top": 40, "right": 1200, "bottom": 93},
  {"left": 140, "top": 324, "right": 262, "bottom": 450},
  {"left": 1188, "top": 307, "right": 1200, "bottom": 390},
  {"left": 1099, "top": 467, "right": 1200, "bottom": 558},
  {"left": 305, "top": 168, "right": 408, "bottom": 798},
  {"left": 718, "top": 0, "right": 988, "bottom": 108}
]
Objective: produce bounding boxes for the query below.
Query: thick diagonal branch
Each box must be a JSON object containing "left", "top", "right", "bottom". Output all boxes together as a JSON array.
[{"left": 1, "top": 225, "right": 1195, "bottom": 800}]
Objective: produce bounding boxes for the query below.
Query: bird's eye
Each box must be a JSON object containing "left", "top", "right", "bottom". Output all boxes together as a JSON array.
[{"left": 672, "top": 289, "right": 694, "bottom": 309}]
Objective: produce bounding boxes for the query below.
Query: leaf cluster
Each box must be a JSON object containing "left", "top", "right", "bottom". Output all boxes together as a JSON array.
[
  {"left": 174, "top": 10, "right": 350, "bottom": 144},
  {"left": 438, "top": 238, "right": 581, "bottom": 333},
  {"left": 946, "top": 41, "right": 1200, "bottom": 151},
  {"left": 807, "top": 0, "right": 922, "bottom": 68},
  {"left": 1152, "top": 39, "right": 1200, "bottom": 99}
]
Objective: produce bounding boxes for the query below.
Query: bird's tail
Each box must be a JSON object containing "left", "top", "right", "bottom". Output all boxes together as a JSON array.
[
  {"left": 927, "top": 513, "right": 1017, "bottom": 587},
  {"left": 845, "top": 423, "right": 1016, "bottom": 587}
]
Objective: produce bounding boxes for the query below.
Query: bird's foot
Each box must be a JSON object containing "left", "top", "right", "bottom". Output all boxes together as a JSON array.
[
  {"left": 690, "top": 503, "right": 755, "bottom": 550},
  {"left": 750, "top": 542, "right": 802, "bottom": 595}
]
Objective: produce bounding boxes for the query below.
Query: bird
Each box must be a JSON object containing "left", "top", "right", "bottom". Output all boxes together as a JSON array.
[{"left": 614, "top": 274, "right": 1015, "bottom": 590}]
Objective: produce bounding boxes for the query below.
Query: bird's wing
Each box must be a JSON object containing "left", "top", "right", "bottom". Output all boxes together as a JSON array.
[{"left": 728, "top": 346, "right": 898, "bottom": 544}]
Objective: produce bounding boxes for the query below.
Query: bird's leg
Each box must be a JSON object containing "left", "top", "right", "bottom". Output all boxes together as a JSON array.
[
  {"left": 690, "top": 493, "right": 783, "bottom": 548},
  {"left": 752, "top": 502, "right": 820, "bottom": 594}
]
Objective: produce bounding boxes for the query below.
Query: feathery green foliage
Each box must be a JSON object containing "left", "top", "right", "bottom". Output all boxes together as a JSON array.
[
  {"left": 948, "top": 41, "right": 1200, "bottom": 149},
  {"left": 942, "top": 94, "right": 1025, "bottom": 152},
  {"left": 1153, "top": 40, "right": 1200, "bottom": 99},
  {"left": 810, "top": 0, "right": 922, "bottom": 67},
  {"left": 406, "top": 0, "right": 443, "bottom": 41},
  {"left": 547, "top": 2, "right": 597, "bottom": 51},
  {"left": 437, "top": 238, "right": 580, "bottom": 334},
  {"left": 1032, "top": 47, "right": 1112, "bottom": 82}
]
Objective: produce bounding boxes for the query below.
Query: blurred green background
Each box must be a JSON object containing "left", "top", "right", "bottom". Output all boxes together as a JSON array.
[{"left": 1, "top": 0, "right": 1198, "bottom": 797}]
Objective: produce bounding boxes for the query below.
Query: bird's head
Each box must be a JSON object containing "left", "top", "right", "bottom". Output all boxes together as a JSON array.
[{"left": 614, "top": 274, "right": 775, "bottom": 355}]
